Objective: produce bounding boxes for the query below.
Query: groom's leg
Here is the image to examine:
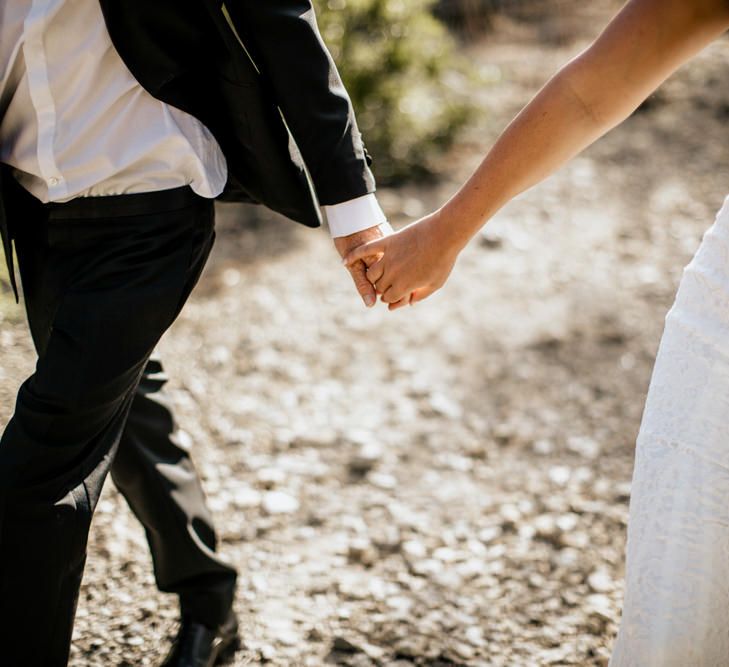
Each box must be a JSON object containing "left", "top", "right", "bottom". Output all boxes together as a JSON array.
[
  {"left": 0, "top": 187, "right": 215, "bottom": 666},
  {"left": 111, "top": 355, "right": 237, "bottom": 629}
]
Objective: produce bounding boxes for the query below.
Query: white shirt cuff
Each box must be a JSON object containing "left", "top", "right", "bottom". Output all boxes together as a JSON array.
[{"left": 323, "top": 193, "right": 387, "bottom": 238}]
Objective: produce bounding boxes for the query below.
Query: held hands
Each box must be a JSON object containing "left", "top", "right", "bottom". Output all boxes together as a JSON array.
[
  {"left": 334, "top": 223, "right": 393, "bottom": 308},
  {"left": 343, "top": 211, "right": 460, "bottom": 311}
]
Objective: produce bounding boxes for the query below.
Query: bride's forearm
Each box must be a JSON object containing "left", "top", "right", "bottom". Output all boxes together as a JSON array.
[
  {"left": 435, "top": 0, "right": 729, "bottom": 252},
  {"left": 437, "top": 62, "right": 617, "bottom": 250}
]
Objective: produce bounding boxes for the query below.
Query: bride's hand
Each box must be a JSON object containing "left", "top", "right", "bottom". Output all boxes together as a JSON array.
[{"left": 343, "top": 211, "right": 461, "bottom": 311}]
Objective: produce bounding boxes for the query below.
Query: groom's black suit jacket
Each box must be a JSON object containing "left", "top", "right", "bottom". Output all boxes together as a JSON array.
[{"left": 0, "top": 0, "right": 376, "bottom": 300}]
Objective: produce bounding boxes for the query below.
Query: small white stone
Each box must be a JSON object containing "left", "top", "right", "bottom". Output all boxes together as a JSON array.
[
  {"left": 555, "top": 513, "right": 579, "bottom": 532},
  {"left": 367, "top": 471, "right": 397, "bottom": 489},
  {"left": 386, "top": 595, "right": 414, "bottom": 613},
  {"left": 433, "top": 547, "right": 459, "bottom": 563},
  {"left": 534, "top": 514, "right": 558, "bottom": 539},
  {"left": 97, "top": 500, "right": 115, "bottom": 514},
  {"left": 456, "top": 559, "right": 485, "bottom": 579},
  {"left": 553, "top": 547, "right": 580, "bottom": 568},
  {"left": 250, "top": 574, "right": 268, "bottom": 592},
  {"left": 260, "top": 644, "right": 276, "bottom": 660},
  {"left": 548, "top": 465, "right": 571, "bottom": 486},
  {"left": 586, "top": 593, "right": 614, "bottom": 620},
  {"left": 349, "top": 441, "right": 384, "bottom": 474},
  {"left": 499, "top": 503, "right": 521, "bottom": 525},
  {"left": 401, "top": 539, "right": 427, "bottom": 560},
  {"left": 478, "top": 526, "right": 503, "bottom": 543},
  {"left": 411, "top": 558, "right": 444, "bottom": 577},
  {"left": 221, "top": 268, "right": 240, "bottom": 287},
  {"left": 567, "top": 435, "right": 601, "bottom": 459},
  {"left": 275, "top": 629, "right": 299, "bottom": 646},
  {"left": 465, "top": 626, "right": 485, "bottom": 646},
  {"left": 428, "top": 392, "right": 463, "bottom": 419},
  {"left": 262, "top": 491, "right": 300, "bottom": 515},
  {"left": 533, "top": 438, "right": 554, "bottom": 455},
  {"left": 208, "top": 345, "right": 231, "bottom": 365},
  {"left": 231, "top": 486, "right": 262, "bottom": 509},
  {"left": 588, "top": 569, "right": 614, "bottom": 594}
]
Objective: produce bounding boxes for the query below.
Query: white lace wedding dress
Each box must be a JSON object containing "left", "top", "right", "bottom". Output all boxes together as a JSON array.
[{"left": 611, "top": 196, "right": 729, "bottom": 665}]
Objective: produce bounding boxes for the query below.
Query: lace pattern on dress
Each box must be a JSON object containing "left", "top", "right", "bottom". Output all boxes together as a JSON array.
[{"left": 611, "top": 196, "right": 729, "bottom": 666}]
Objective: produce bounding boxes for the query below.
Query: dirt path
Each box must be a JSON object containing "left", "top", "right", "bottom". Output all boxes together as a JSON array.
[{"left": 2, "top": 4, "right": 729, "bottom": 665}]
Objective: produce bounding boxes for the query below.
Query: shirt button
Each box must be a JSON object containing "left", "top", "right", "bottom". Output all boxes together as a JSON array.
[{"left": 48, "top": 177, "right": 59, "bottom": 186}]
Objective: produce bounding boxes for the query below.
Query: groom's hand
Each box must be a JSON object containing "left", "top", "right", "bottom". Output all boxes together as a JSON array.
[{"left": 334, "top": 223, "right": 391, "bottom": 308}]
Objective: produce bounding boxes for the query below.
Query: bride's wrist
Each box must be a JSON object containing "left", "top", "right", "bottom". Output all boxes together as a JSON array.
[{"left": 430, "top": 204, "right": 480, "bottom": 256}]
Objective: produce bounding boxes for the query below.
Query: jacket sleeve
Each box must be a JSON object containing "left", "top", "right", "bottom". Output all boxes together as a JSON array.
[{"left": 223, "top": 0, "right": 376, "bottom": 206}]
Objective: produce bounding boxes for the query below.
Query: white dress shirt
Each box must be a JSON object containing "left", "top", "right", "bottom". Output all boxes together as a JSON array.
[{"left": 0, "top": 0, "right": 384, "bottom": 237}]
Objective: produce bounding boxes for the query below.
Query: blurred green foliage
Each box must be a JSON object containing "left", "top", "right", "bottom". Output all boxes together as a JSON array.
[{"left": 317, "top": 0, "right": 475, "bottom": 184}]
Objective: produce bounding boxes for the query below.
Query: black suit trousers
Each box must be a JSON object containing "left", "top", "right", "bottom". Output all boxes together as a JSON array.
[{"left": 0, "top": 185, "right": 236, "bottom": 666}]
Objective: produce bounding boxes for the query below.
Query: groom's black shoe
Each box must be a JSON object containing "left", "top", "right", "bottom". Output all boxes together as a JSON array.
[{"left": 160, "top": 610, "right": 240, "bottom": 667}]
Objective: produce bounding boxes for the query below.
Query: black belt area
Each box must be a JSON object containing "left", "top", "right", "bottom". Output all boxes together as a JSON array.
[
  {"left": 0, "top": 181, "right": 202, "bottom": 304},
  {"left": 43, "top": 185, "right": 201, "bottom": 220}
]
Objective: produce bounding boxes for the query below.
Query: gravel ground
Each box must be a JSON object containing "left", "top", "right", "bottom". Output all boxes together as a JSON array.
[{"left": 2, "top": 4, "right": 729, "bottom": 666}]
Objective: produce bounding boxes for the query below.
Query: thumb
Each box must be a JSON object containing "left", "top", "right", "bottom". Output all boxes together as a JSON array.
[
  {"left": 342, "top": 237, "right": 387, "bottom": 267},
  {"left": 348, "top": 259, "right": 377, "bottom": 308}
]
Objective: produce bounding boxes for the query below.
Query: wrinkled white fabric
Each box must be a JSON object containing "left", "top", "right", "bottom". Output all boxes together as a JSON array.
[
  {"left": 611, "top": 195, "right": 729, "bottom": 666},
  {"left": 0, "top": 0, "right": 227, "bottom": 201}
]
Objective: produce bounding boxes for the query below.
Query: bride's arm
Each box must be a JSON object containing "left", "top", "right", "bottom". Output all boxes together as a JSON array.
[
  {"left": 438, "top": 0, "right": 729, "bottom": 250},
  {"left": 345, "top": 0, "right": 729, "bottom": 307}
]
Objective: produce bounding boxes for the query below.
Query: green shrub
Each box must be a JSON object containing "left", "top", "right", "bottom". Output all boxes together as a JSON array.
[{"left": 316, "top": 0, "right": 475, "bottom": 184}]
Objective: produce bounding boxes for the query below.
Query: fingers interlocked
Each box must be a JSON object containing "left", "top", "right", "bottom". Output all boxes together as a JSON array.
[
  {"left": 365, "top": 258, "right": 385, "bottom": 293},
  {"left": 343, "top": 234, "right": 419, "bottom": 309}
]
